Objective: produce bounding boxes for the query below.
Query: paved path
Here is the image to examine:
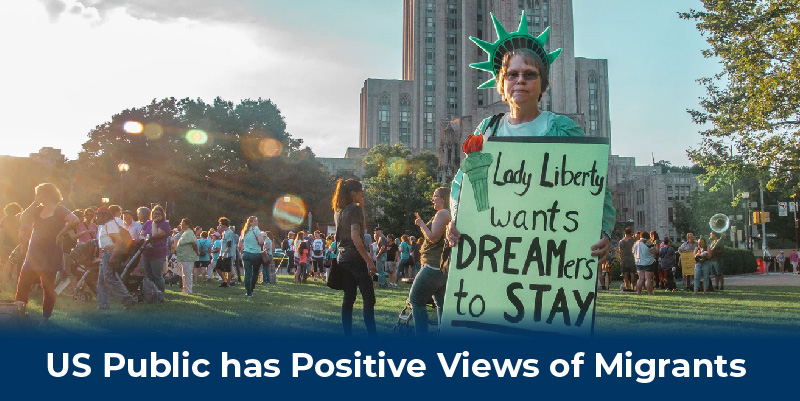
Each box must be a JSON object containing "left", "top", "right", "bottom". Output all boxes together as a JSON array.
[{"left": 723, "top": 273, "right": 800, "bottom": 286}]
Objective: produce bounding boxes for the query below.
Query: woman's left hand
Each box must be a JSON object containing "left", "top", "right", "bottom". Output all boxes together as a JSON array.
[{"left": 591, "top": 236, "right": 610, "bottom": 264}]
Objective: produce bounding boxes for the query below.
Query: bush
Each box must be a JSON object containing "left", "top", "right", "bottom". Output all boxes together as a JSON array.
[{"left": 721, "top": 248, "right": 758, "bottom": 275}]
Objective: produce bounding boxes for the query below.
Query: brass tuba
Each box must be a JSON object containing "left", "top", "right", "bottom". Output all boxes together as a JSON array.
[{"left": 709, "top": 213, "right": 730, "bottom": 234}]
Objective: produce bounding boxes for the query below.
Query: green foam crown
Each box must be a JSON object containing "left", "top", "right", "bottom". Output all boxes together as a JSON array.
[{"left": 469, "top": 10, "right": 562, "bottom": 89}]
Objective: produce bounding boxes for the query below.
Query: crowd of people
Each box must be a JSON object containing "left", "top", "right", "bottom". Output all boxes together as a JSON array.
[{"left": 614, "top": 228, "right": 729, "bottom": 295}]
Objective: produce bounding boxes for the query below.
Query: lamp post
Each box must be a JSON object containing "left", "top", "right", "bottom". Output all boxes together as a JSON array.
[
  {"left": 742, "top": 192, "right": 750, "bottom": 250},
  {"left": 117, "top": 162, "right": 130, "bottom": 207}
]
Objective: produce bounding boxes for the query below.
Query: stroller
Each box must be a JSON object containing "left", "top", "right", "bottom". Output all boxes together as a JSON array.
[
  {"left": 69, "top": 240, "right": 99, "bottom": 302},
  {"left": 71, "top": 239, "right": 147, "bottom": 303},
  {"left": 393, "top": 298, "right": 439, "bottom": 336}
]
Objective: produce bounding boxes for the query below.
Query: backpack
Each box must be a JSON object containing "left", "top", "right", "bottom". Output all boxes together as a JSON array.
[
  {"left": 312, "top": 239, "right": 324, "bottom": 257},
  {"left": 198, "top": 240, "right": 208, "bottom": 258},
  {"left": 111, "top": 219, "right": 134, "bottom": 252}
]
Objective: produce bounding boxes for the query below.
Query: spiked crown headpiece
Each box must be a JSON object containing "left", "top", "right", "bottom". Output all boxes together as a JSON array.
[{"left": 469, "top": 10, "right": 562, "bottom": 89}]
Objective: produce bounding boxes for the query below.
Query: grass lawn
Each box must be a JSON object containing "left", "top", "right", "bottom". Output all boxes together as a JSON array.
[{"left": 2, "top": 275, "right": 798, "bottom": 337}]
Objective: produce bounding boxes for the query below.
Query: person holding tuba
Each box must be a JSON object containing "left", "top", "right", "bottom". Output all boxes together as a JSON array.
[
  {"left": 707, "top": 231, "right": 724, "bottom": 290},
  {"left": 707, "top": 214, "right": 728, "bottom": 291}
]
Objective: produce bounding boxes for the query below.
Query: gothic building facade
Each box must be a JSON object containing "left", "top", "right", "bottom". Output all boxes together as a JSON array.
[{"left": 359, "top": 0, "right": 611, "bottom": 183}]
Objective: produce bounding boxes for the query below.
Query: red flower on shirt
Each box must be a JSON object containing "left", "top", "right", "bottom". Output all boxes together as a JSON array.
[{"left": 462, "top": 133, "right": 483, "bottom": 154}]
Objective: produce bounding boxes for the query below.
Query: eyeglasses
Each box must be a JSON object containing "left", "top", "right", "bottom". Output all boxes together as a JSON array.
[{"left": 506, "top": 70, "right": 540, "bottom": 82}]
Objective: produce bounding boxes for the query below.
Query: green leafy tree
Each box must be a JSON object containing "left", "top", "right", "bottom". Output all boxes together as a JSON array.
[
  {"left": 680, "top": 1, "right": 800, "bottom": 194},
  {"left": 362, "top": 144, "right": 441, "bottom": 236},
  {"left": 70, "top": 97, "right": 333, "bottom": 231}
]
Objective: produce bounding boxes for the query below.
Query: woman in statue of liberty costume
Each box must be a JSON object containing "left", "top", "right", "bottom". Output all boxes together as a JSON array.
[{"left": 447, "top": 11, "right": 616, "bottom": 263}]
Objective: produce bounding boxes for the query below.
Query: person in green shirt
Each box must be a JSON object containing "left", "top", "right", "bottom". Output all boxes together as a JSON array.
[{"left": 175, "top": 218, "right": 198, "bottom": 295}]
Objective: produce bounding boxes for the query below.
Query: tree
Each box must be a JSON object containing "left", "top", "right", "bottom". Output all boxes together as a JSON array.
[
  {"left": 362, "top": 144, "right": 441, "bottom": 236},
  {"left": 69, "top": 97, "right": 333, "bottom": 231},
  {"left": 680, "top": 1, "right": 800, "bottom": 194}
]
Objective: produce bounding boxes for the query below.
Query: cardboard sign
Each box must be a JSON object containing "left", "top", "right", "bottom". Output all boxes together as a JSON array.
[
  {"left": 679, "top": 252, "right": 695, "bottom": 276},
  {"left": 441, "top": 137, "right": 609, "bottom": 337}
]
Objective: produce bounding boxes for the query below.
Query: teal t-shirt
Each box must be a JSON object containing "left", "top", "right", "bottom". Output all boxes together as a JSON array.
[{"left": 197, "top": 238, "right": 212, "bottom": 262}]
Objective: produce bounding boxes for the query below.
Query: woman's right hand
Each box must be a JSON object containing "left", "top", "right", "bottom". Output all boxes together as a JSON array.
[
  {"left": 446, "top": 221, "right": 460, "bottom": 246},
  {"left": 366, "top": 260, "right": 377, "bottom": 276}
]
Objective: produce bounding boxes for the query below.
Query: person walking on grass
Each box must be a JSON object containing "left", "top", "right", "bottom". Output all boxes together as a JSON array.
[
  {"left": 94, "top": 206, "right": 136, "bottom": 311},
  {"left": 332, "top": 178, "right": 377, "bottom": 337},
  {"left": 15, "top": 184, "right": 80, "bottom": 324},
  {"left": 238, "top": 216, "right": 264, "bottom": 298}
]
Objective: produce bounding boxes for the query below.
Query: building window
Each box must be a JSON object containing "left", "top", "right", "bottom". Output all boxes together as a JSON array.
[
  {"left": 425, "top": 96, "right": 435, "bottom": 107},
  {"left": 448, "top": 49, "right": 457, "bottom": 62},
  {"left": 668, "top": 207, "right": 674, "bottom": 223},
  {"left": 667, "top": 185, "right": 673, "bottom": 200},
  {"left": 425, "top": 112, "right": 434, "bottom": 124},
  {"left": 426, "top": 64, "right": 434, "bottom": 76},
  {"left": 425, "top": 32, "right": 435, "bottom": 44},
  {"left": 378, "top": 94, "right": 390, "bottom": 144},
  {"left": 424, "top": 129, "right": 435, "bottom": 150},
  {"left": 588, "top": 72, "right": 599, "bottom": 135},
  {"left": 478, "top": 93, "right": 484, "bottom": 106},
  {"left": 399, "top": 94, "right": 411, "bottom": 145},
  {"left": 426, "top": 16, "right": 435, "bottom": 28},
  {"left": 448, "top": 65, "right": 457, "bottom": 77}
]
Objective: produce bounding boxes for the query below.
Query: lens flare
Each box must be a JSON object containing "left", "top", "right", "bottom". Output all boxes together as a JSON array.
[
  {"left": 123, "top": 121, "right": 144, "bottom": 135},
  {"left": 186, "top": 129, "right": 209, "bottom": 145},
  {"left": 144, "top": 123, "right": 163, "bottom": 140},
  {"left": 272, "top": 195, "right": 307, "bottom": 231},
  {"left": 387, "top": 157, "right": 409, "bottom": 177},
  {"left": 258, "top": 138, "right": 283, "bottom": 158}
]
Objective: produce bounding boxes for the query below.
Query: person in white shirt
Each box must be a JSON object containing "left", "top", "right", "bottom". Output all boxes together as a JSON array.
[
  {"left": 633, "top": 231, "right": 658, "bottom": 295},
  {"left": 122, "top": 210, "right": 143, "bottom": 239},
  {"left": 95, "top": 206, "right": 135, "bottom": 310}
]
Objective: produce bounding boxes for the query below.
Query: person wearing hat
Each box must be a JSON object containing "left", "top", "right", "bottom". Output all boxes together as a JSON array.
[
  {"left": 446, "top": 11, "right": 615, "bottom": 265},
  {"left": 94, "top": 206, "right": 136, "bottom": 310},
  {"left": 121, "top": 209, "right": 143, "bottom": 240}
]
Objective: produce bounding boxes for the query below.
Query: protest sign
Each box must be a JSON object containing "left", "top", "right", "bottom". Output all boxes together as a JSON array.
[
  {"left": 441, "top": 136, "right": 609, "bottom": 337},
  {"left": 679, "top": 252, "right": 695, "bottom": 276}
]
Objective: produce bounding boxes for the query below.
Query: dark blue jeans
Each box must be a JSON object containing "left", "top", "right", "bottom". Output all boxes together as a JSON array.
[
  {"left": 242, "top": 252, "right": 262, "bottom": 296},
  {"left": 409, "top": 265, "right": 447, "bottom": 337},
  {"left": 339, "top": 259, "right": 376, "bottom": 337}
]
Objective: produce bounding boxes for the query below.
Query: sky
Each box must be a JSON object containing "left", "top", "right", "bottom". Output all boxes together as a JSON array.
[{"left": 0, "top": 0, "right": 718, "bottom": 166}]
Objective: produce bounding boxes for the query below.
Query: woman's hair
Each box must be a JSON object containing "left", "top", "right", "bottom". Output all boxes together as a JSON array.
[
  {"left": 72, "top": 209, "right": 84, "bottom": 220},
  {"left": 650, "top": 231, "right": 660, "bottom": 242},
  {"left": 663, "top": 237, "right": 671, "bottom": 246},
  {"left": 293, "top": 231, "right": 306, "bottom": 250},
  {"left": 150, "top": 205, "right": 165, "bottom": 219},
  {"left": 34, "top": 183, "right": 63, "bottom": 204},
  {"left": 181, "top": 218, "right": 192, "bottom": 229},
  {"left": 496, "top": 49, "right": 550, "bottom": 103},
  {"left": 82, "top": 208, "right": 95, "bottom": 220},
  {"left": 201, "top": 231, "right": 208, "bottom": 239},
  {"left": 434, "top": 186, "right": 450, "bottom": 210},
  {"left": 3, "top": 202, "right": 22, "bottom": 217},
  {"left": 241, "top": 216, "right": 257, "bottom": 237},
  {"left": 640, "top": 231, "right": 650, "bottom": 240},
  {"left": 331, "top": 178, "right": 363, "bottom": 212},
  {"left": 401, "top": 234, "right": 409, "bottom": 243},
  {"left": 697, "top": 238, "right": 707, "bottom": 249}
]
